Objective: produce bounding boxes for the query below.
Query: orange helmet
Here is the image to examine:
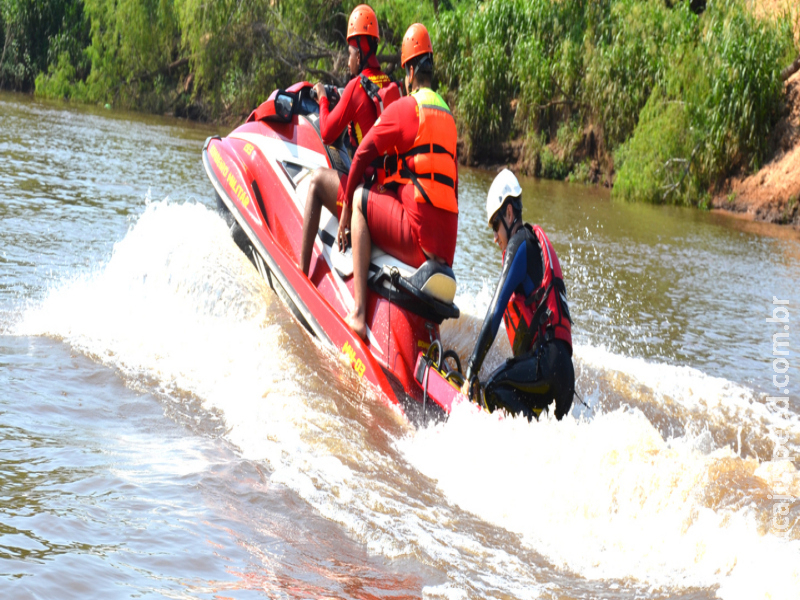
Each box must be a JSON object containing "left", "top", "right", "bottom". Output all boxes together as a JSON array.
[
  {"left": 347, "top": 5, "right": 379, "bottom": 41},
  {"left": 401, "top": 23, "right": 433, "bottom": 68}
]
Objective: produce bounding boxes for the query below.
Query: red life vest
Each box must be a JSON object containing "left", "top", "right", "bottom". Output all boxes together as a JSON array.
[
  {"left": 503, "top": 224, "right": 572, "bottom": 356},
  {"left": 359, "top": 73, "right": 401, "bottom": 119},
  {"left": 383, "top": 88, "right": 458, "bottom": 213},
  {"left": 348, "top": 72, "right": 400, "bottom": 148}
]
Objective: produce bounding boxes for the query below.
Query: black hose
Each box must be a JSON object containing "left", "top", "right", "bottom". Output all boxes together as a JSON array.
[
  {"left": 425, "top": 339, "right": 443, "bottom": 369},
  {"left": 445, "top": 370, "right": 465, "bottom": 386},
  {"left": 441, "top": 349, "right": 462, "bottom": 375}
]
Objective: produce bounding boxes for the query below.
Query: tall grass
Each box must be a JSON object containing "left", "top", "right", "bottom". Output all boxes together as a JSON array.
[
  {"left": 615, "top": 0, "right": 794, "bottom": 204},
  {"left": 437, "top": 0, "right": 795, "bottom": 203}
]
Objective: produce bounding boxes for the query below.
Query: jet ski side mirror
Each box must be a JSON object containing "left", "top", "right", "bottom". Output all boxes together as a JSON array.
[
  {"left": 247, "top": 90, "right": 297, "bottom": 123},
  {"left": 274, "top": 92, "right": 295, "bottom": 122}
]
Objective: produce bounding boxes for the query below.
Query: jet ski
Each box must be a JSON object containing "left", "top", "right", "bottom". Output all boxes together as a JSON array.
[{"left": 202, "top": 81, "right": 469, "bottom": 422}]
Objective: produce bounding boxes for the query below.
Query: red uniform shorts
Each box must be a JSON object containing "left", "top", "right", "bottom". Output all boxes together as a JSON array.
[{"left": 359, "top": 183, "right": 426, "bottom": 268}]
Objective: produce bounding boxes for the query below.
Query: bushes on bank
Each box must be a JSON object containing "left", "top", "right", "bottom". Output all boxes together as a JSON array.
[
  {"left": 437, "top": 0, "right": 795, "bottom": 204},
  {"left": 31, "top": 0, "right": 355, "bottom": 118},
  {"left": 436, "top": 0, "right": 589, "bottom": 157},
  {"left": 1, "top": 0, "right": 90, "bottom": 91},
  {"left": 615, "top": 0, "right": 794, "bottom": 204}
]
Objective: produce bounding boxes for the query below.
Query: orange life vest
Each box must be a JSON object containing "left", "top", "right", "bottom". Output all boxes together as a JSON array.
[
  {"left": 383, "top": 88, "right": 458, "bottom": 213},
  {"left": 503, "top": 224, "right": 572, "bottom": 356}
]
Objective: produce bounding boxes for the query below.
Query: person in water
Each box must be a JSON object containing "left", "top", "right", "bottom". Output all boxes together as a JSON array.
[
  {"left": 463, "top": 169, "right": 575, "bottom": 420},
  {"left": 342, "top": 23, "right": 459, "bottom": 340},
  {"left": 299, "top": 4, "right": 400, "bottom": 276}
]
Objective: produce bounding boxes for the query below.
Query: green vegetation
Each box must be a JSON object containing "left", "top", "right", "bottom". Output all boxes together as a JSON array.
[
  {"left": 1, "top": 0, "right": 797, "bottom": 205},
  {"left": 1, "top": 0, "right": 90, "bottom": 91},
  {"left": 615, "top": 0, "right": 795, "bottom": 203},
  {"left": 436, "top": 0, "right": 796, "bottom": 204}
]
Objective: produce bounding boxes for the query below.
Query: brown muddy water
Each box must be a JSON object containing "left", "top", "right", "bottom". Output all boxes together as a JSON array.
[{"left": 1, "top": 90, "right": 799, "bottom": 599}]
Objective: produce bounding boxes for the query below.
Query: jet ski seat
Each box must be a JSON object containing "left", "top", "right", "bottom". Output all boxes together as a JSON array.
[
  {"left": 368, "top": 257, "right": 460, "bottom": 324},
  {"left": 318, "top": 204, "right": 459, "bottom": 324},
  {"left": 403, "top": 260, "right": 457, "bottom": 305}
]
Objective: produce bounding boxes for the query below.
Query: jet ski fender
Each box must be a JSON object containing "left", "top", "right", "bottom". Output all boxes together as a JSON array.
[{"left": 203, "top": 136, "right": 267, "bottom": 229}]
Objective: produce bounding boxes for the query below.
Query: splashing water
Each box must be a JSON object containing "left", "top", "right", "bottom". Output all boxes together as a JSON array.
[{"left": 15, "top": 199, "right": 800, "bottom": 599}]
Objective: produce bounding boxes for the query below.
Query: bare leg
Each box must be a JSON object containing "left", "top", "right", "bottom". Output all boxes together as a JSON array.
[
  {"left": 300, "top": 168, "right": 342, "bottom": 275},
  {"left": 345, "top": 185, "right": 370, "bottom": 341}
]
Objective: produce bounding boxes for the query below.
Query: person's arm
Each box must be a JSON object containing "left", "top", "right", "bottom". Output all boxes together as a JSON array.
[
  {"left": 465, "top": 236, "right": 529, "bottom": 382},
  {"left": 318, "top": 79, "right": 358, "bottom": 145}
]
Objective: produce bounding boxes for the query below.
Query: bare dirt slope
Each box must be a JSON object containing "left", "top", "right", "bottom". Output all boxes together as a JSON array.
[
  {"left": 711, "top": 1, "right": 800, "bottom": 228},
  {"left": 712, "top": 71, "right": 800, "bottom": 228}
]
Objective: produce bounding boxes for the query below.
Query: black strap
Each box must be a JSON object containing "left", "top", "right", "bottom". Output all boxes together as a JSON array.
[
  {"left": 381, "top": 143, "right": 456, "bottom": 205},
  {"left": 400, "top": 167, "right": 434, "bottom": 204},
  {"left": 402, "top": 143, "right": 454, "bottom": 159},
  {"left": 355, "top": 36, "right": 376, "bottom": 72},
  {"left": 382, "top": 153, "right": 455, "bottom": 184},
  {"left": 399, "top": 167, "right": 454, "bottom": 188},
  {"left": 383, "top": 155, "right": 399, "bottom": 173},
  {"left": 361, "top": 184, "right": 371, "bottom": 226},
  {"left": 359, "top": 74, "right": 381, "bottom": 99},
  {"left": 359, "top": 73, "right": 382, "bottom": 119}
]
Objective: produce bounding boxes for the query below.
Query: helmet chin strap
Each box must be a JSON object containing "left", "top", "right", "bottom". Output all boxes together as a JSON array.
[{"left": 502, "top": 209, "right": 520, "bottom": 240}]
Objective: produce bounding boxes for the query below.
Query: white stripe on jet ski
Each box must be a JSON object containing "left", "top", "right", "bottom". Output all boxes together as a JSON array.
[
  {"left": 231, "top": 132, "right": 329, "bottom": 171},
  {"left": 230, "top": 131, "right": 413, "bottom": 355}
]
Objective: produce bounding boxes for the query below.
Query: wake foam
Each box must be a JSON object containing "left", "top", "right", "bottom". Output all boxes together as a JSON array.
[
  {"left": 13, "top": 200, "right": 548, "bottom": 595},
  {"left": 405, "top": 301, "right": 800, "bottom": 598}
]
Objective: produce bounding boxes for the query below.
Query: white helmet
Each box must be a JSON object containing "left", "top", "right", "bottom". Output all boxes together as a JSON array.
[{"left": 486, "top": 168, "right": 522, "bottom": 226}]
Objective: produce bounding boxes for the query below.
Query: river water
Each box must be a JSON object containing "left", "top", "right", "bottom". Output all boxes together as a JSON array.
[{"left": 1, "top": 91, "right": 799, "bottom": 599}]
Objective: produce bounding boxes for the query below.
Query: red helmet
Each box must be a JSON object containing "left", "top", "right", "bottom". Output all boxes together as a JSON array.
[
  {"left": 347, "top": 5, "right": 379, "bottom": 41},
  {"left": 401, "top": 23, "right": 433, "bottom": 68}
]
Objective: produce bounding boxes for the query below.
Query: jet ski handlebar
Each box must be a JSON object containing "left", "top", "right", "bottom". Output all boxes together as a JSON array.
[{"left": 310, "top": 84, "right": 343, "bottom": 108}]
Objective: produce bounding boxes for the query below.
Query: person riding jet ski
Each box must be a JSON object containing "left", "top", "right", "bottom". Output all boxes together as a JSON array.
[
  {"left": 463, "top": 169, "right": 574, "bottom": 420},
  {"left": 299, "top": 4, "right": 400, "bottom": 275},
  {"left": 341, "top": 23, "right": 459, "bottom": 340}
]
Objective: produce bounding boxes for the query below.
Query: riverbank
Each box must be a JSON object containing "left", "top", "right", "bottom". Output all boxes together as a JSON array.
[
  {"left": 472, "top": 67, "right": 800, "bottom": 231},
  {"left": 3, "top": 0, "right": 798, "bottom": 226},
  {"left": 711, "top": 72, "right": 800, "bottom": 228}
]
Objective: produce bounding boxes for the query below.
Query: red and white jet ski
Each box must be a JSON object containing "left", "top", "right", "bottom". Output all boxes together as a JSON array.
[{"left": 202, "top": 82, "right": 468, "bottom": 422}]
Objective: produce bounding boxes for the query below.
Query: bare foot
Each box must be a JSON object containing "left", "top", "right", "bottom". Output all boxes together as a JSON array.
[{"left": 345, "top": 312, "right": 367, "bottom": 341}]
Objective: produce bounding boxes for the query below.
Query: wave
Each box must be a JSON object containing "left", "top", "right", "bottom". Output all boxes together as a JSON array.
[{"left": 404, "top": 311, "right": 800, "bottom": 598}]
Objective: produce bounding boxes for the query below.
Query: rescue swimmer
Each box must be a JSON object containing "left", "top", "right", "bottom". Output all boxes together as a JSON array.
[
  {"left": 299, "top": 4, "right": 400, "bottom": 276},
  {"left": 342, "top": 23, "right": 459, "bottom": 340},
  {"left": 463, "top": 169, "right": 575, "bottom": 420}
]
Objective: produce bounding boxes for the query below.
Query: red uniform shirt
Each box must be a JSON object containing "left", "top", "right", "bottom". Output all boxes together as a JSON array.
[
  {"left": 318, "top": 63, "right": 389, "bottom": 146},
  {"left": 345, "top": 94, "right": 459, "bottom": 266}
]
